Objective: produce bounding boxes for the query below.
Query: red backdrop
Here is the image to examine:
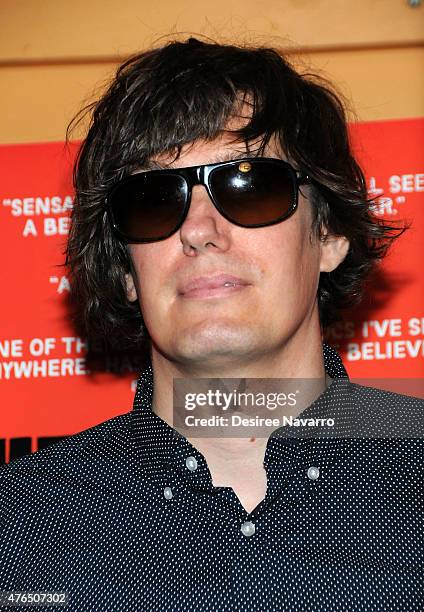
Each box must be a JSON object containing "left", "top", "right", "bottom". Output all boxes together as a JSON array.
[{"left": 1, "top": 118, "right": 423, "bottom": 463}]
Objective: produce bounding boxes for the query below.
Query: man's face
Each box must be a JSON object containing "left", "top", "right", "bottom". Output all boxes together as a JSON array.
[{"left": 125, "top": 123, "right": 348, "bottom": 371}]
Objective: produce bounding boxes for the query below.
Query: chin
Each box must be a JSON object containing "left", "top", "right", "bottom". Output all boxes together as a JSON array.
[{"left": 170, "top": 324, "right": 262, "bottom": 363}]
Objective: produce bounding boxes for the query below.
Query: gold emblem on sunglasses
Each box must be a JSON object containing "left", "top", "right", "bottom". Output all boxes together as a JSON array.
[{"left": 238, "top": 161, "right": 252, "bottom": 173}]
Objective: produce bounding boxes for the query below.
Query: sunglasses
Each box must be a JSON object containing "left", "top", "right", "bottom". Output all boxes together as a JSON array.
[{"left": 106, "top": 156, "right": 309, "bottom": 243}]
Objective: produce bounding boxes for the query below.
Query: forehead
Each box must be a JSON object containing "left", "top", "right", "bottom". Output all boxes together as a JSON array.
[
  {"left": 146, "top": 131, "right": 286, "bottom": 171},
  {"left": 143, "top": 99, "right": 286, "bottom": 170}
]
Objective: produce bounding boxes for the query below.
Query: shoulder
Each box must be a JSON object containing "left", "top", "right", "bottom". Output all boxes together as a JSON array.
[
  {"left": 0, "top": 412, "right": 133, "bottom": 524},
  {"left": 349, "top": 382, "right": 424, "bottom": 439},
  {"left": 1, "top": 411, "right": 132, "bottom": 474},
  {"left": 350, "top": 381, "right": 424, "bottom": 407}
]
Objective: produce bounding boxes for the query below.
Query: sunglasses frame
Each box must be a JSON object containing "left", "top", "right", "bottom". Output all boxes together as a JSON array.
[{"left": 106, "top": 156, "right": 310, "bottom": 243}]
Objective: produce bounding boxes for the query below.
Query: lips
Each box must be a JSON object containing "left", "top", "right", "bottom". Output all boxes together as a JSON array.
[{"left": 178, "top": 274, "right": 250, "bottom": 297}]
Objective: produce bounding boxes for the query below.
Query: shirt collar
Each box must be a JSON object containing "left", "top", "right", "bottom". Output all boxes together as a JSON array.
[{"left": 130, "top": 343, "right": 354, "bottom": 469}]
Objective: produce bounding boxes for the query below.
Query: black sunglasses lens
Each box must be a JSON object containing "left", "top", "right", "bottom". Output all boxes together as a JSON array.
[
  {"left": 109, "top": 173, "right": 187, "bottom": 242},
  {"left": 209, "top": 160, "right": 296, "bottom": 226}
]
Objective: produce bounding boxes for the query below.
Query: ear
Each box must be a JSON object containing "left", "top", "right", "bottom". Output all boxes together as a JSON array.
[
  {"left": 319, "top": 233, "right": 350, "bottom": 272},
  {"left": 124, "top": 272, "right": 138, "bottom": 302}
]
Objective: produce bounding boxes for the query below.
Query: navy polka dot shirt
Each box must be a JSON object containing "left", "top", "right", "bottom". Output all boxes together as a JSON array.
[{"left": 0, "top": 344, "right": 423, "bottom": 611}]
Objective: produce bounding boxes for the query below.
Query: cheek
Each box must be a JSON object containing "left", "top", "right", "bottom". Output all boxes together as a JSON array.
[
  {"left": 250, "top": 223, "right": 320, "bottom": 302},
  {"left": 129, "top": 246, "right": 169, "bottom": 315}
]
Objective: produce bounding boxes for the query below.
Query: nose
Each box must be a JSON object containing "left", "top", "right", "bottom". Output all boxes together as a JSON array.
[{"left": 179, "top": 184, "right": 231, "bottom": 255}]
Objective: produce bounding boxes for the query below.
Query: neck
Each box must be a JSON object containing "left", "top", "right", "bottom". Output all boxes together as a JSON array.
[{"left": 148, "top": 321, "right": 330, "bottom": 478}]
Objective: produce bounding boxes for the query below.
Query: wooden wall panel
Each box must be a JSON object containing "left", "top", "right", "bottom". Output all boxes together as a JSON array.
[
  {"left": 0, "top": 0, "right": 423, "bottom": 61},
  {"left": 0, "top": 1, "right": 422, "bottom": 144}
]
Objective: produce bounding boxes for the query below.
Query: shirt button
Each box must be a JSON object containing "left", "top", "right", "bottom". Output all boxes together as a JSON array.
[
  {"left": 307, "top": 466, "right": 320, "bottom": 480},
  {"left": 185, "top": 456, "right": 198, "bottom": 471},
  {"left": 241, "top": 521, "right": 256, "bottom": 537},
  {"left": 163, "top": 486, "right": 173, "bottom": 500}
]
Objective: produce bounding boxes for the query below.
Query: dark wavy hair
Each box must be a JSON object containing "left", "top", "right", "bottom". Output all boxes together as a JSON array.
[{"left": 65, "top": 36, "right": 405, "bottom": 372}]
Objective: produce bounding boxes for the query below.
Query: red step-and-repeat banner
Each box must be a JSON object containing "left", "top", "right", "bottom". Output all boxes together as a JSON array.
[{"left": 0, "top": 118, "right": 423, "bottom": 463}]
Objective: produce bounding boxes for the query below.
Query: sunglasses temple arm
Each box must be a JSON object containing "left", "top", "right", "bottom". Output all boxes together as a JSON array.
[{"left": 296, "top": 171, "right": 311, "bottom": 185}]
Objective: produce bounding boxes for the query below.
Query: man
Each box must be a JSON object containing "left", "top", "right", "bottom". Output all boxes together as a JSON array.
[{"left": 0, "top": 37, "right": 422, "bottom": 611}]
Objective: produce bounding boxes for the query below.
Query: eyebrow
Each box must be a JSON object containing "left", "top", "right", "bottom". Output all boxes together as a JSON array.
[
  {"left": 209, "top": 150, "right": 261, "bottom": 164},
  {"left": 142, "top": 149, "right": 261, "bottom": 171}
]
